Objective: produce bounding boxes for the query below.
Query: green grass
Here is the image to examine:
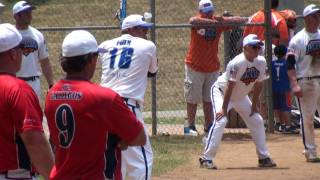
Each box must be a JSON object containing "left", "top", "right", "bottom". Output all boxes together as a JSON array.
[{"left": 151, "top": 135, "right": 202, "bottom": 177}]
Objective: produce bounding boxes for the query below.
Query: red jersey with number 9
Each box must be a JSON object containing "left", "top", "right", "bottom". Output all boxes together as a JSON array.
[{"left": 45, "top": 80, "right": 143, "bottom": 180}]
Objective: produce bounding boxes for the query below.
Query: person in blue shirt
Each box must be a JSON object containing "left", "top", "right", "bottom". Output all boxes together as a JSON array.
[{"left": 271, "top": 45, "right": 299, "bottom": 134}]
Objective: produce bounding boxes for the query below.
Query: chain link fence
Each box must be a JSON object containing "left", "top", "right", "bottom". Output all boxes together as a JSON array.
[{"left": 0, "top": 0, "right": 307, "bottom": 135}]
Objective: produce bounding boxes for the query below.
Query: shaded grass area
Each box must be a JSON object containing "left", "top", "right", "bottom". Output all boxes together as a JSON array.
[{"left": 151, "top": 135, "right": 202, "bottom": 177}]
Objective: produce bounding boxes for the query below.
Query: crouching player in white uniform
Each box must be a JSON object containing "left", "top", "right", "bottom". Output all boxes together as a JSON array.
[
  {"left": 199, "top": 34, "right": 276, "bottom": 169},
  {"left": 99, "top": 14, "right": 157, "bottom": 180}
]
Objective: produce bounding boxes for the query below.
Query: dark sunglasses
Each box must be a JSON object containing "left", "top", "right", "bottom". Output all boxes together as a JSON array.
[{"left": 250, "top": 45, "right": 262, "bottom": 50}]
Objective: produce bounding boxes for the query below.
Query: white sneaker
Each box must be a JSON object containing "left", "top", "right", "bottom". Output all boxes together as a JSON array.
[
  {"left": 184, "top": 129, "right": 198, "bottom": 136},
  {"left": 199, "top": 157, "right": 217, "bottom": 169},
  {"left": 303, "top": 151, "right": 320, "bottom": 163}
]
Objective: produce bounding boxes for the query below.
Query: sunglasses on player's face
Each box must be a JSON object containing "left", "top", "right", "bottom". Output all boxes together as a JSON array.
[{"left": 250, "top": 45, "right": 262, "bottom": 50}]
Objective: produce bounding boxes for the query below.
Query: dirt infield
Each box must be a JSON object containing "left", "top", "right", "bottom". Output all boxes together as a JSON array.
[{"left": 153, "top": 130, "right": 320, "bottom": 180}]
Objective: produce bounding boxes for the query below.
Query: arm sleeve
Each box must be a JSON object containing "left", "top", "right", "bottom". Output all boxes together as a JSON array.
[
  {"left": 257, "top": 59, "right": 269, "bottom": 82},
  {"left": 226, "top": 61, "right": 239, "bottom": 82},
  {"left": 278, "top": 18, "right": 289, "bottom": 43},
  {"left": 38, "top": 34, "right": 49, "bottom": 61},
  {"left": 148, "top": 42, "right": 158, "bottom": 73},
  {"left": 287, "top": 54, "right": 296, "bottom": 70},
  {"left": 9, "top": 85, "right": 43, "bottom": 133},
  {"left": 108, "top": 94, "right": 144, "bottom": 143}
]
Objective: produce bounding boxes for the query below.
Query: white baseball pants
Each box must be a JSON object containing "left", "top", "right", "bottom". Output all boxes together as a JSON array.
[
  {"left": 203, "top": 86, "right": 270, "bottom": 161},
  {"left": 121, "top": 100, "right": 153, "bottom": 180},
  {"left": 297, "top": 78, "right": 320, "bottom": 156},
  {"left": 24, "top": 78, "right": 41, "bottom": 100}
]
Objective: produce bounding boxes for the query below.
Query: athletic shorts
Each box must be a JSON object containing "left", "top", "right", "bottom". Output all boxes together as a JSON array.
[
  {"left": 184, "top": 65, "right": 219, "bottom": 103},
  {"left": 273, "top": 91, "right": 291, "bottom": 112}
]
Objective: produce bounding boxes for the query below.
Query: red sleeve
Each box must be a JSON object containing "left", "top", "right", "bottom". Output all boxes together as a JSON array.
[
  {"left": 9, "top": 85, "right": 43, "bottom": 133},
  {"left": 278, "top": 18, "right": 289, "bottom": 42},
  {"left": 108, "top": 94, "right": 143, "bottom": 143}
]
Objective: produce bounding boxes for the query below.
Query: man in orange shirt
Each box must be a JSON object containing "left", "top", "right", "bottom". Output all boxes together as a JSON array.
[
  {"left": 184, "top": 0, "right": 247, "bottom": 136},
  {"left": 243, "top": 0, "right": 289, "bottom": 46}
]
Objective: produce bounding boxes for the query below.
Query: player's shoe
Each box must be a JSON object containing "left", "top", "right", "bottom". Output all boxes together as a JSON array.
[
  {"left": 258, "top": 157, "right": 277, "bottom": 167},
  {"left": 199, "top": 157, "right": 217, "bottom": 169},
  {"left": 184, "top": 125, "right": 199, "bottom": 136},
  {"left": 304, "top": 152, "right": 320, "bottom": 163},
  {"left": 282, "top": 126, "right": 300, "bottom": 134}
]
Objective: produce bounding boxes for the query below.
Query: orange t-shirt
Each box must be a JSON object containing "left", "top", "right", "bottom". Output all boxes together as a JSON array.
[
  {"left": 243, "top": 9, "right": 288, "bottom": 46},
  {"left": 185, "top": 15, "right": 230, "bottom": 72}
]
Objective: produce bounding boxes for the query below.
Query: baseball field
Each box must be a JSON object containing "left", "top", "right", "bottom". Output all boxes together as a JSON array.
[
  {"left": 2, "top": 0, "right": 320, "bottom": 179},
  {"left": 152, "top": 131, "right": 320, "bottom": 180}
]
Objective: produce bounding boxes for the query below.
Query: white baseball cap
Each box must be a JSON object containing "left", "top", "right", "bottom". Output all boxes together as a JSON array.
[
  {"left": 199, "top": 0, "right": 215, "bottom": 13},
  {"left": 0, "top": 23, "right": 22, "bottom": 53},
  {"left": 12, "top": 1, "right": 36, "bottom": 15},
  {"left": 243, "top": 34, "right": 264, "bottom": 47},
  {"left": 121, "top": 14, "right": 153, "bottom": 30},
  {"left": 303, "top": 4, "right": 320, "bottom": 17},
  {"left": 62, "top": 30, "right": 106, "bottom": 57}
]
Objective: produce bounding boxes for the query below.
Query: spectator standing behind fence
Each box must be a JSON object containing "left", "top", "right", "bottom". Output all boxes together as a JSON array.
[
  {"left": 243, "top": 0, "right": 289, "bottom": 46},
  {"left": 199, "top": 34, "right": 276, "bottom": 169},
  {"left": 45, "top": 30, "right": 147, "bottom": 179},
  {"left": 12, "top": 1, "right": 54, "bottom": 99},
  {"left": 271, "top": 45, "right": 299, "bottom": 134},
  {"left": 184, "top": 0, "right": 248, "bottom": 136},
  {"left": 0, "top": 23, "right": 54, "bottom": 180},
  {"left": 287, "top": 4, "right": 320, "bottom": 163},
  {"left": 279, "top": 9, "right": 297, "bottom": 41},
  {"left": 99, "top": 14, "right": 157, "bottom": 180}
]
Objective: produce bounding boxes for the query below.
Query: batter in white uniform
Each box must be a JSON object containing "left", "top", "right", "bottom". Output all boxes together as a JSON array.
[
  {"left": 287, "top": 4, "right": 320, "bottom": 163},
  {"left": 199, "top": 34, "right": 276, "bottom": 169},
  {"left": 99, "top": 14, "right": 157, "bottom": 180}
]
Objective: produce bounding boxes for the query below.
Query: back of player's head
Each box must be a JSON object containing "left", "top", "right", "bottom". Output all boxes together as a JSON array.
[
  {"left": 271, "top": 0, "right": 279, "bottom": 9},
  {"left": 274, "top": 45, "right": 287, "bottom": 59},
  {"left": 0, "top": 23, "right": 22, "bottom": 54},
  {"left": 61, "top": 30, "right": 106, "bottom": 73},
  {"left": 121, "top": 14, "right": 153, "bottom": 30}
]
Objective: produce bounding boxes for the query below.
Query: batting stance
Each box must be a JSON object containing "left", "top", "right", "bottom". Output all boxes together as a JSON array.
[
  {"left": 287, "top": 4, "right": 320, "bottom": 163},
  {"left": 45, "top": 30, "right": 147, "bottom": 179},
  {"left": 199, "top": 34, "right": 276, "bottom": 169},
  {"left": 99, "top": 14, "right": 157, "bottom": 180}
]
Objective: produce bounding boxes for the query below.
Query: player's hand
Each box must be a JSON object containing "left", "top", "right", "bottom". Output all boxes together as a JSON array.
[
  {"left": 117, "top": 141, "right": 129, "bottom": 150},
  {"left": 292, "top": 84, "right": 302, "bottom": 98},
  {"left": 250, "top": 106, "right": 258, "bottom": 117},
  {"left": 215, "top": 108, "right": 227, "bottom": 121}
]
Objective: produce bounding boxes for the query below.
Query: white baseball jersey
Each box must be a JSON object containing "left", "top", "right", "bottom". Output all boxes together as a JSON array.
[
  {"left": 215, "top": 53, "right": 268, "bottom": 101},
  {"left": 16, "top": 26, "right": 49, "bottom": 77},
  {"left": 288, "top": 28, "right": 320, "bottom": 78},
  {"left": 99, "top": 34, "right": 158, "bottom": 104}
]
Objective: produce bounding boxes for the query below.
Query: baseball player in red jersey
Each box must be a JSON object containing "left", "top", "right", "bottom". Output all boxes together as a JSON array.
[
  {"left": 99, "top": 14, "right": 157, "bottom": 180},
  {"left": 45, "top": 30, "right": 146, "bottom": 180},
  {"left": 287, "top": 4, "right": 320, "bottom": 163},
  {"left": 0, "top": 23, "right": 54, "bottom": 180}
]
